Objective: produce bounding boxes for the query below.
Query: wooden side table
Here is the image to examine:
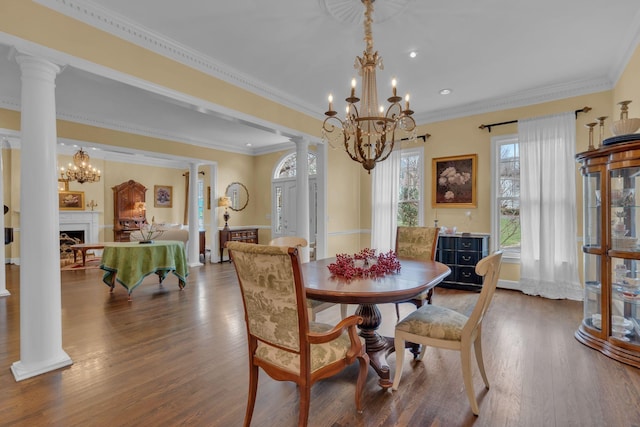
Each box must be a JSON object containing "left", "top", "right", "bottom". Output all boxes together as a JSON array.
[{"left": 70, "top": 243, "right": 105, "bottom": 266}]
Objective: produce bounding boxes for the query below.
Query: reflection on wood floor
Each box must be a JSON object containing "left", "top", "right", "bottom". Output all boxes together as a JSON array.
[{"left": 1, "top": 262, "right": 639, "bottom": 426}]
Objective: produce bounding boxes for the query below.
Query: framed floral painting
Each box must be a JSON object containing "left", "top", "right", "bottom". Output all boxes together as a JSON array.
[
  {"left": 58, "top": 191, "right": 85, "bottom": 210},
  {"left": 154, "top": 185, "right": 173, "bottom": 208},
  {"left": 432, "top": 154, "right": 477, "bottom": 208}
]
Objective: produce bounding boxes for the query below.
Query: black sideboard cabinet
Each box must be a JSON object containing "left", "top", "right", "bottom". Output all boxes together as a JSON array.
[{"left": 436, "top": 233, "right": 490, "bottom": 291}]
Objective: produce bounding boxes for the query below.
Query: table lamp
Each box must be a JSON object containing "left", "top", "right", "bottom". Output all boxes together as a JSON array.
[{"left": 218, "top": 196, "right": 231, "bottom": 229}]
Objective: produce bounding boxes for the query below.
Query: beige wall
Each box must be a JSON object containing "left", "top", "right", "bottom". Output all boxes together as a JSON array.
[{"left": 2, "top": 0, "right": 640, "bottom": 283}]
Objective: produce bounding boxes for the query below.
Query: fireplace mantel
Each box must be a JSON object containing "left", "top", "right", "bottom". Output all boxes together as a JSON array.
[{"left": 59, "top": 211, "right": 100, "bottom": 244}]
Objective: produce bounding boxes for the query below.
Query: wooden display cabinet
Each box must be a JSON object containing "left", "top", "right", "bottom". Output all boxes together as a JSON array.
[
  {"left": 113, "top": 180, "right": 147, "bottom": 242},
  {"left": 576, "top": 139, "right": 640, "bottom": 367}
]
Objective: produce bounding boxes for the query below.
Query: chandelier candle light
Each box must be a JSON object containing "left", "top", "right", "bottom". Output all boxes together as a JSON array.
[
  {"left": 60, "top": 147, "right": 101, "bottom": 184},
  {"left": 322, "top": 0, "right": 416, "bottom": 173}
]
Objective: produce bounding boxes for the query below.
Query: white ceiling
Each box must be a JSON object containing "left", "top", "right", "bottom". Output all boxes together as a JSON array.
[{"left": 2, "top": 0, "right": 640, "bottom": 160}]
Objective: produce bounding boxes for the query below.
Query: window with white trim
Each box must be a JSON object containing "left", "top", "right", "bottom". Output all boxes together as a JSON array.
[
  {"left": 398, "top": 148, "right": 423, "bottom": 227},
  {"left": 491, "top": 134, "right": 521, "bottom": 259}
]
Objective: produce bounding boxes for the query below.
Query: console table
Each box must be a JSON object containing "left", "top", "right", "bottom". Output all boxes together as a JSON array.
[{"left": 219, "top": 228, "right": 258, "bottom": 262}]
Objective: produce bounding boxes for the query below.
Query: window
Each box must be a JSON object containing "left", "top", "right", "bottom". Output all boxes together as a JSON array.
[
  {"left": 274, "top": 152, "right": 317, "bottom": 179},
  {"left": 197, "top": 179, "right": 205, "bottom": 230},
  {"left": 398, "top": 148, "right": 423, "bottom": 227},
  {"left": 491, "top": 134, "right": 521, "bottom": 258}
]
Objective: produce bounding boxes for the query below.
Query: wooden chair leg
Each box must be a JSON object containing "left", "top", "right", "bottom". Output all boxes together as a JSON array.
[
  {"left": 298, "top": 384, "right": 311, "bottom": 427},
  {"left": 244, "top": 363, "right": 259, "bottom": 427},
  {"left": 392, "top": 335, "right": 406, "bottom": 390},
  {"left": 461, "top": 344, "right": 480, "bottom": 416},
  {"left": 355, "top": 354, "right": 369, "bottom": 413},
  {"left": 474, "top": 330, "right": 489, "bottom": 389},
  {"left": 340, "top": 304, "right": 348, "bottom": 319}
]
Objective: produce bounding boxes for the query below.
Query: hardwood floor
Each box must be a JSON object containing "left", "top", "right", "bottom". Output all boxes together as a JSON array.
[{"left": 1, "top": 262, "right": 639, "bottom": 426}]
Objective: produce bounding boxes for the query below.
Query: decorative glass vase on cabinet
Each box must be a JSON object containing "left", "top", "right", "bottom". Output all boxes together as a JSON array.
[{"left": 576, "top": 140, "right": 640, "bottom": 368}]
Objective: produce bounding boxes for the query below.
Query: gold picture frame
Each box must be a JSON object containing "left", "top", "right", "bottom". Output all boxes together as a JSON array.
[
  {"left": 58, "top": 191, "right": 85, "bottom": 210},
  {"left": 154, "top": 185, "right": 173, "bottom": 208},
  {"left": 432, "top": 154, "right": 477, "bottom": 208}
]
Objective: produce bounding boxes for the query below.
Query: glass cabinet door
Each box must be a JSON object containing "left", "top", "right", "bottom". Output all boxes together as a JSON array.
[
  {"left": 583, "top": 171, "right": 601, "bottom": 248},
  {"left": 609, "top": 165, "right": 640, "bottom": 346},
  {"left": 584, "top": 253, "right": 601, "bottom": 332},
  {"left": 609, "top": 167, "right": 640, "bottom": 251},
  {"left": 610, "top": 256, "right": 640, "bottom": 345}
]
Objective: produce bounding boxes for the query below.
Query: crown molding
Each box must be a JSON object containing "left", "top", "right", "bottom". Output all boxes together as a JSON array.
[
  {"left": 33, "top": 0, "right": 321, "bottom": 119},
  {"left": 414, "top": 76, "right": 613, "bottom": 125}
]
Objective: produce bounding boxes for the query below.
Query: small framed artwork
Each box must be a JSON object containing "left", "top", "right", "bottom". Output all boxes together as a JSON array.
[
  {"left": 154, "top": 185, "right": 173, "bottom": 208},
  {"left": 58, "top": 179, "right": 69, "bottom": 192},
  {"left": 207, "top": 186, "right": 211, "bottom": 210},
  {"left": 58, "top": 191, "right": 85, "bottom": 210},
  {"left": 432, "top": 154, "right": 477, "bottom": 208}
]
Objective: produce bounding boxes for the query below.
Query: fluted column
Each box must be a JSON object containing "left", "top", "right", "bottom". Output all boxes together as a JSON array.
[
  {"left": 187, "top": 163, "right": 202, "bottom": 266},
  {"left": 294, "top": 137, "right": 310, "bottom": 263},
  {"left": 11, "top": 55, "right": 72, "bottom": 381}
]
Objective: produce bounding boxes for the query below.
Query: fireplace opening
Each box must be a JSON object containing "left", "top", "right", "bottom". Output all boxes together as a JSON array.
[{"left": 60, "top": 230, "right": 84, "bottom": 265}]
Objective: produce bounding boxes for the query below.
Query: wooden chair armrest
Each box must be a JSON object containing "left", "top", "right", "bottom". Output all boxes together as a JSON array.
[{"left": 307, "top": 315, "right": 363, "bottom": 345}]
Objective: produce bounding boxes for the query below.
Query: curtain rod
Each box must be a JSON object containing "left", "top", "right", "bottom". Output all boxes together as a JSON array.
[
  {"left": 478, "top": 106, "right": 592, "bottom": 132},
  {"left": 400, "top": 133, "right": 431, "bottom": 142}
]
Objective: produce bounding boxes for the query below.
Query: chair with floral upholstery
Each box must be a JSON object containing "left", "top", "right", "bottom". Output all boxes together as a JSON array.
[
  {"left": 269, "top": 236, "right": 348, "bottom": 321},
  {"left": 393, "top": 226, "right": 440, "bottom": 320},
  {"left": 227, "top": 241, "right": 369, "bottom": 427},
  {"left": 392, "top": 251, "right": 503, "bottom": 416}
]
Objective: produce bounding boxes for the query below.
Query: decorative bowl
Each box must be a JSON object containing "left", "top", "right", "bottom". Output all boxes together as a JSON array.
[{"left": 611, "top": 118, "right": 640, "bottom": 136}]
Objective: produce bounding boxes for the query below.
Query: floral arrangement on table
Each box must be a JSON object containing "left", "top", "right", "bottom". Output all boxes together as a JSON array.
[
  {"left": 139, "top": 216, "right": 164, "bottom": 243},
  {"left": 327, "top": 248, "right": 401, "bottom": 280}
]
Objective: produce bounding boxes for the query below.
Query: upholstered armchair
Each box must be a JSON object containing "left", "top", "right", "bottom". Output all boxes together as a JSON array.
[
  {"left": 227, "top": 241, "right": 369, "bottom": 427},
  {"left": 269, "top": 236, "right": 348, "bottom": 321},
  {"left": 394, "top": 226, "right": 440, "bottom": 319},
  {"left": 392, "top": 251, "right": 503, "bottom": 415}
]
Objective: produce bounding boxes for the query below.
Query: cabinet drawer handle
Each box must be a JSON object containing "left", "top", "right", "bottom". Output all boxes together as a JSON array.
[
  {"left": 462, "top": 243, "right": 472, "bottom": 248},
  {"left": 462, "top": 272, "right": 472, "bottom": 278},
  {"left": 462, "top": 255, "right": 472, "bottom": 262}
]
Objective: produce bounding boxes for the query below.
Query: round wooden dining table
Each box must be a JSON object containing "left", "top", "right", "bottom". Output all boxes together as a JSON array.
[{"left": 301, "top": 257, "right": 451, "bottom": 388}]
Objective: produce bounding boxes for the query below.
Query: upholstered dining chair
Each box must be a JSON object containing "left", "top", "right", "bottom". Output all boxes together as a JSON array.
[
  {"left": 227, "top": 241, "right": 369, "bottom": 427},
  {"left": 392, "top": 251, "right": 503, "bottom": 416},
  {"left": 393, "top": 226, "right": 440, "bottom": 320},
  {"left": 269, "top": 236, "right": 348, "bottom": 321}
]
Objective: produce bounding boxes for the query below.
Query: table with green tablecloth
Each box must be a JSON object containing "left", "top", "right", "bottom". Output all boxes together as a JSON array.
[{"left": 100, "top": 241, "right": 188, "bottom": 300}]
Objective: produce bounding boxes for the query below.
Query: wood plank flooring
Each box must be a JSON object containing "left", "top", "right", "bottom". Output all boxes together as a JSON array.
[{"left": 0, "top": 262, "right": 639, "bottom": 426}]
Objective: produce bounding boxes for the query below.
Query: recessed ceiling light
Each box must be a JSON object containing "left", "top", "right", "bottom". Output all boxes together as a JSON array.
[
  {"left": 246, "top": 143, "right": 252, "bottom": 147},
  {"left": 439, "top": 88, "right": 452, "bottom": 95},
  {"left": 409, "top": 51, "right": 417, "bottom": 58}
]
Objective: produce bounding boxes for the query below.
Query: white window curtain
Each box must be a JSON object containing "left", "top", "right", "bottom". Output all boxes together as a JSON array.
[
  {"left": 518, "top": 112, "right": 582, "bottom": 300},
  {"left": 371, "top": 150, "right": 400, "bottom": 252}
]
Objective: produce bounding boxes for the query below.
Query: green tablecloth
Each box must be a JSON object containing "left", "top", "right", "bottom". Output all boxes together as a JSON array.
[{"left": 100, "top": 241, "right": 188, "bottom": 296}]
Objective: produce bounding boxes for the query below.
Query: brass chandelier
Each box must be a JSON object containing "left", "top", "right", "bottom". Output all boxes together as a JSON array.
[
  {"left": 59, "top": 147, "right": 101, "bottom": 184},
  {"left": 322, "top": 0, "right": 416, "bottom": 173}
]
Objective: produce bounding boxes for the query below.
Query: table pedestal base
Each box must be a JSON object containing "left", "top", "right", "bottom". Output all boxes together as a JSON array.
[
  {"left": 356, "top": 303, "right": 422, "bottom": 388},
  {"left": 356, "top": 304, "right": 394, "bottom": 388}
]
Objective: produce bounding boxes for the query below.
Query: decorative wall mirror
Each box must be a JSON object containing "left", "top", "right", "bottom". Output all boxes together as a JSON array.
[{"left": 226, "top": 182, "right": 249, "bottom": 211}]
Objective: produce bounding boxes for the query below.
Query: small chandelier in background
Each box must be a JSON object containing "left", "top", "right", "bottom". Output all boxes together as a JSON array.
[
  {"left": 322, "top": 0, "right": 416, "bottom": 173},
  {"left": 60, "top": 147, "right": 101, "bottom": 184}
]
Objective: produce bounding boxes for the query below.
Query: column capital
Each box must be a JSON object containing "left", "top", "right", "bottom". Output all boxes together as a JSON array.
[{"left": 16, "top": 55, "right": 61, "bottom": 80}]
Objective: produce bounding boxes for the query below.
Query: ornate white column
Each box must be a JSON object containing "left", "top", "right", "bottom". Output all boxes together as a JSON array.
[
  {"left": 187, "top": 163, "right": 202, "bottom": 266},
  {"left": 0, "top": 141, "right": 8, "bottom": 297},
  {"left": 294, "top": 137, "right": 310, "bottom": 263},
  {"left": 11, "top": 55, "right": 72, "bottom": 381}
]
